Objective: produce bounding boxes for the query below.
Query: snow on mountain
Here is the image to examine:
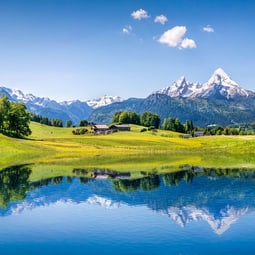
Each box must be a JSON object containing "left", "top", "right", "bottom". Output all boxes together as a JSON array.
[
  {"left": 156, "top": 68, "right": 255, "bottom": 100},
  {"left": 0, "top": 86, "right": 56, "bottom": 106},
  {"left": 157, "top": 76, "right": 202, "bottom": 97},
  {"left": 193, "top": 68, "right": 254, "bottom": 99},
  {"left": 60, "top": 100, "right": 80, "bottom": 106},
  {"left": 86, "top": 95, "right": 123, "bottom": 109},
  {"left": 164, "top": 205, "right": 251, "bottom": 235},
  {"left": 11, "top": 88, "right": 26, "bottom": 101},
  {"left": 0, "top": 86, "right": 122, "bottom": 110},
  {"left": 0, "top": 86, "right": 124, "bottom": 123},
  {"left": 0, "top": 86, "right": 93, "bottom": 124}
]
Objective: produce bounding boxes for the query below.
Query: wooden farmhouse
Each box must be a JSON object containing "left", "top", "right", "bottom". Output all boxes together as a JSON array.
[
  {"left": 194, "top": 131, "right": 204, "bottom": 137},
  {"left": 110, "top": 124, "right": 131, "bottom": 131},
  {"left": 91, "top": 124, "right": 110, "bottom": 134},
  {"left": 91, "top": 124, "right": 131, "bottom": 134}
]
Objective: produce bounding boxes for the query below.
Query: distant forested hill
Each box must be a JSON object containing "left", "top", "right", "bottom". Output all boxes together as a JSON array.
[{"left": 88, "top": 94, "right": 255, "bottom": 126}]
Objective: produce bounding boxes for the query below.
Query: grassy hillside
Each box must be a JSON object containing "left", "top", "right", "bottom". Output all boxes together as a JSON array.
[{"left": 1, "top": 122, "right": 255, "bottom": 179}]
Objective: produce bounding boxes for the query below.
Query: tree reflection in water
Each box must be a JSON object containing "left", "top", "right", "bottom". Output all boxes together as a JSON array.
[
  {"left": 1, "top": 165, "right": 255, "bottom": 209},
  {"left": 0, "top": 165, "right": 32, "bottom": 208}
]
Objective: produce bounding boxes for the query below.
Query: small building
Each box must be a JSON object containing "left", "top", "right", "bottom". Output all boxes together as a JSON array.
[
  {"left": 194, "top": 131, "right": 204, "bottom": 137},
  {"left": 110, "top": 124, "right": 131, "bottom": 131},
  {"left": 91, "top": 124, "right": 109, "bottom": 134}
]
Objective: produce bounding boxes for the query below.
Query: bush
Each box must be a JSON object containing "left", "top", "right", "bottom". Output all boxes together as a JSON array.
[
  {"left": 140, "top": 128, "right": 147, "bottom": 132},
  {"left": 148, "top": 126, "right": 156, "bottom": 131},
  {"left": 72, "top": 128, "right": 88, "bottom": 135}
]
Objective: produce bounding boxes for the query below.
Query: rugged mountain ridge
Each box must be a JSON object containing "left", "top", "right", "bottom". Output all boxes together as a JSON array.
[
  {"left": 90, "top": 68, "right": 255, "bottom": 126},
  {"left": 86, "top": 95, "right": 123, "bottom": 109},
  {"left": 0, "top": 86, "right": 93, "bottom": 124},
  {"left": 0, "top": 87, "right": 121, "bottom": 124},
  {"left": 156, "top": 68, "right": 255, "bottom": 100},
  {"left": 89, "top": 92, "right": 255, "bottom": 126},
  {"left": 1, "top": 68, "right": 255, "bottom": 126}
]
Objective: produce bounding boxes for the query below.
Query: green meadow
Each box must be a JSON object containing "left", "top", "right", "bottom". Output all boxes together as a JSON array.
[{"left": 1, "top": 122, "right": 255, "bottom": 180}]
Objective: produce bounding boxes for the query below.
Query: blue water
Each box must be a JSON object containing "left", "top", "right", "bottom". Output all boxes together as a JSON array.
[{"left": 1, "top": 166, "right": 255, "bottom": 254}]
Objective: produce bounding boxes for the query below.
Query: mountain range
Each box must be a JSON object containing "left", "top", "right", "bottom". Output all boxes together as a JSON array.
[
  {"left": 0, "top": 87, "right": 122, "bottom": 124},
  {"left": 1, "top": 68, "right": 255, "bottom": 126},
  {"left": 89, "top": 68, "right": 255, "bottom": 126},
  {"left": 156, "top": 68, "right": 255, "bottom": 99}
]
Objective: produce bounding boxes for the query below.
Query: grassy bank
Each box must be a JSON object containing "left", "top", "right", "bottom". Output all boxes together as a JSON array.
[{"left": 1, "top": 122, "right": 255, "bottom": 179}]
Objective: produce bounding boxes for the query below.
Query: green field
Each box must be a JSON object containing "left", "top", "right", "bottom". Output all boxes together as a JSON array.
[{"left": 1, "top": 122, "right": 255, "bottom": 180}]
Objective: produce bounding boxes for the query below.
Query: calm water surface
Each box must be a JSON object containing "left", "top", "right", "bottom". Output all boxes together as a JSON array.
[{"left": 0, "top": 166, "right": 255, "bottom": 254}]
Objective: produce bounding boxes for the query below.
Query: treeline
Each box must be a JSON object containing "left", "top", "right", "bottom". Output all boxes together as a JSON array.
[
  {"left": 112, "top": 111, "right": 193, "bottom": 133},
  {"left": 111, "top": 110, "right": 255, "bottom": 136},
  {"left": 162, "top": 117, "right": 255, "bottom": 136},
  {"left": 112, "top": 111, "right": 160, "bottom": 128},
  {"left": 203, "top": 126, "right": 255, "bottom": 136},
  {"left": 0, "top": 95, "right": 31, "bottom": 137},
  {"left": 30, "top": 113, "right": 63, "bottom": 127},
  {"left": 30, "top": 114, "right": 91, "bottom": 128},
  {"left": 162, "top": 117, "right": 194, "bottom": 133}
]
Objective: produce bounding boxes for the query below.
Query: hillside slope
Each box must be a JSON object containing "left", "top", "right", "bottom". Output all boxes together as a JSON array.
[{"left": 89, "top": 93, "right": 255, "bottom": 126}]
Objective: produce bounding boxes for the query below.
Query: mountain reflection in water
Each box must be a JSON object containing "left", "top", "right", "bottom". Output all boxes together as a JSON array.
[{"left": 1, "top": 165, "right": 255, "bottom": 235}]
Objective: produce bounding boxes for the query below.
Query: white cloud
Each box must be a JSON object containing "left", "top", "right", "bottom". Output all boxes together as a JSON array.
[
  {"left": 158, "top": 26, "right": 196, "bottom": 49},
  {"left": 122, "top": 25, "right": 132, "bottom": 35},
  {"left": 203, "top": 25, "right": 214, "bottom": 33},
  {"left": 181, "top": 38, "right": 197, "bottom": 49},
  {"left": 131, "top": 9, "right": 150, "bottom": 20},
  {"left": 154, "top": 15, "right": 168, "bottom": 25},
  {"left": 158, "top": 26, "right": 186, "bottom": 47}
]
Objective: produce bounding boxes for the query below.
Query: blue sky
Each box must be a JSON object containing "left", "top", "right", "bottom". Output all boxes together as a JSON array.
[{"left": 0, "top": 0, "right": 255, "bottom": 101}]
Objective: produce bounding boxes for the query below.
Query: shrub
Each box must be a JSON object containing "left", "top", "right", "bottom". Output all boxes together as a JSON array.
[{"left": 72, "top": 128, "right": 88, "bottom": 135}]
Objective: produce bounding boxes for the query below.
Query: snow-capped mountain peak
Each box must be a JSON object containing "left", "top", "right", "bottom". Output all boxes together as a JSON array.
[
  {"left": 175, "top": 75, "right": 186, "bottom": 86},
  {"left": 12, "top": 88, "right": 25, "bottom": 100},
  {"left": 156, "top": 75, "right": 202, "bottom": 98},
  {"left": 1, "top": 86, "right": 52, "bottom": 105},
  {"left": 156, "top": 68, "right": 254, "bottom": 100},
  {"left": 86, "top": 95, "right": 124, "bottom": 109},
  {"left": 198, "top": 68, "right": 252, "bottom": 99},
  {"left": 0, "top": 86, "right": 93, "bottom": 124},
  {"left": 208, "top": 68, "right": 239, "bottom": 87}
]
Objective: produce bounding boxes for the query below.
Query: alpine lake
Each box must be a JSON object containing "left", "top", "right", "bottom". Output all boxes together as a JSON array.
[{"left": 1, "top": 164, "right": 255, "bottom": 255}]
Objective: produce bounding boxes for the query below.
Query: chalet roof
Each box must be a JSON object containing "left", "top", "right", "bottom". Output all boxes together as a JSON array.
[
  {"left": 113, "top": 124, "right": 130, "bottom": 128},
  {"left": 92, "top": 124, "right": 109, "bottom": 130}
]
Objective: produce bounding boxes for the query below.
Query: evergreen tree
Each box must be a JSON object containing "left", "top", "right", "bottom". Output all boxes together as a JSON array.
[
  {"left": 184, "top": 120, "right": 194, "bottom": 133},
  {"left": 66, "top": 119, "right": 72, "bottom": 128},
  {"left": 162, "top": 117, "right": 185, "bottom": 132}
]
